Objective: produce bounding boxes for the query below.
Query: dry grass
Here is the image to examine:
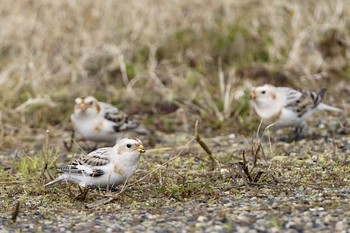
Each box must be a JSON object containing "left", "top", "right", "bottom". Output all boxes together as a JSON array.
[{"left": 0, "top": 0, "right": 349, "bottom": 137}]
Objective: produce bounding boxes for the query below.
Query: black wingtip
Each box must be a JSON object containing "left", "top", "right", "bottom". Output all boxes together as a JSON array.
[
  {"left": 319, "top": 88, "right": 327, "bottom": 99},
  {"left": 89, "top": 169, "right": 105, "bottom": 177}
]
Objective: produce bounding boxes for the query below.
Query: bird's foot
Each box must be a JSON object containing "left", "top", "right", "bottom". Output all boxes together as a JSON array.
[
  {"left": 74, "top": 187, "right": 90, "bottom": 202},
  {"left": 293, "top": 127, "right": 305, "bottom": 141}
]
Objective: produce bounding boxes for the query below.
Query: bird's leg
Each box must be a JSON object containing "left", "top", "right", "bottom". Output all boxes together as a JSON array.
[
  {"left": 87, "top": 185, "right": 99, "bottom": 191},
  {"left": 293, "top": 126, "right": 304, "bottom": 141},
  {"left": 110, "top": 186, "right": 120, "bottom": 192},
  {"left": 74, "top": 186, "right": 90, "bottom": 202},
  {"left": 81, "top": 188, "right": 89, "bottom": 202}
]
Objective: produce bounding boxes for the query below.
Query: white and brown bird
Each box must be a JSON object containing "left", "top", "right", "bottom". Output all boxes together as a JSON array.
[
  {"left": 45, "top": 138, "right": 146, "bottom": 189},
  {"left": 250, "top": 84, "right": 342, "bottom": 135},
  {"left": 71, "top": 96, "right": 148, "bottom": 143}
]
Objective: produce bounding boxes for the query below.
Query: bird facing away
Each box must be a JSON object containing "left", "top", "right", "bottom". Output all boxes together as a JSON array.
[
  {"left": 250, "top": 84, "right": 342, "bottom": 131},
  {"left": 71, "top": 96, "right": 148, "bottom": 143},
  {"left": 45, "top": 138, "right": 146, "bottom": 189}
]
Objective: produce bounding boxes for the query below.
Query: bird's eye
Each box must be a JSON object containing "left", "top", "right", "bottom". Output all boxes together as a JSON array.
[
  {"left": 261, "top": 91, "right": 266, "bottom": 94},
  {"left": 126, "top": 144, "right": 131, "bottom": 148}
]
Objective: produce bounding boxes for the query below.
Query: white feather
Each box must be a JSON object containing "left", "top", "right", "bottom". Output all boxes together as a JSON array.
[{"left": 317, "top": 103, "right": 342, "bottom": 112}]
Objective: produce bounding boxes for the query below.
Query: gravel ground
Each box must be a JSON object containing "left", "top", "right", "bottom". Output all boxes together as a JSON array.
[
  {"left": 1, "top": 188, "right": 350, "bottom": 233},
  {"left": 1, "top": 117, "right": 350, "bottom": 233}
]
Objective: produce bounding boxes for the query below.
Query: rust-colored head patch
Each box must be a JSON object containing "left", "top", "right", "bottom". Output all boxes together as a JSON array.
[{"left": 113, "top": 164, "right": 125, "bottom": 176}]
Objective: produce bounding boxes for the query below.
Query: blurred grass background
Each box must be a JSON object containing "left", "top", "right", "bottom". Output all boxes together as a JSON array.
[{"left": 0, "top": 0, "right": 349, "bottom": 150}]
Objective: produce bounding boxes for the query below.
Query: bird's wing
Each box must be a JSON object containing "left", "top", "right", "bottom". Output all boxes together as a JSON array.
[
  {"left": 100, "top": 102, "right": 120, "bottom": 115},
  {"left": 57, "top": 148, "right": 111, "bottom": 177},
  {"left": 100, "top": 102, "right": 139, "bottom": 132},
  {"left": 277, "top": 87, "right": 303, "bottom": 106},
  {"left": 281, "top": 88, "right": 326, "bottom": 118}
]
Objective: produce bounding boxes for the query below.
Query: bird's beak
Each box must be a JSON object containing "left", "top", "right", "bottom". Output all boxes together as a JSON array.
[
  {"left": 137, "top": 145, "right": 146, "bottom": 153},
  {"left": 79, "top": 103, "right": 88, "bottom": 111},
  {"left": 250, "top": 90, "right": 256, "bottom": 100}
]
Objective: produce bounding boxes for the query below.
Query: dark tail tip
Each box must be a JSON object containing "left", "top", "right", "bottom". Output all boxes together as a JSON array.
[{"left": 319, "top": 88, "right": 327, "bottom": 99}]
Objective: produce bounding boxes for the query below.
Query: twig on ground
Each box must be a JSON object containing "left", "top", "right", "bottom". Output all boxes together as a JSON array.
[
  {"left": 253, "top": 171, "right": 264, "bottom": 183},
  {"left": 236, "top": 163, "right": 250, "bottom": 187},
  {"left": 11, "top": 201, "right": 21, "bottom": 222},
  {"left": 240, "top": 151, "right": 252, "bottom": 182},
  {"left": 0, "top": 181, "right": 38, "bottom": 185},
  {"left": 194, "top": 120, "right": 220, "bottom": 169},
  {"left": 145, "top": 144, "right": 200, "bottom": 154}
]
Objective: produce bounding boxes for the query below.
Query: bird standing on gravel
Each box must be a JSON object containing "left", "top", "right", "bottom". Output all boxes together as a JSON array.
[
  {"left": 250, "top": 84, "right": 342, "bottom": 136},
  {"left": 45, "top": 137, "right": 146, "bottom": 189},
  {"left": 71, "top": 96, "right": 148, "bottom": 143}
]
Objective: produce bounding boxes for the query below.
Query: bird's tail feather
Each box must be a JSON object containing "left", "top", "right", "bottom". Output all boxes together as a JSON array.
[
  {"left": 317, "top": 103, "right": 342, "bottom": 112},
  {"left": 44, "top": 176, "right": 64, "bottom": 187}
]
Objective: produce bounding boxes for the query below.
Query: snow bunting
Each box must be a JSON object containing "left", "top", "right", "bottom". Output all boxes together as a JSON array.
[
  {"left": 45, "top": 138, "right": 146, "bottom": 189},
  {"left": 250, "top": 84, "right": 342, "bottom": 132},
  {"left": 71, "top": 96, "right": 148, "bottom": 143}
]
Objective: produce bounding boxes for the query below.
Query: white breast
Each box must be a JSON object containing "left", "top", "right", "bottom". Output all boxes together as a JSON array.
[{"left": 71, "top": 114, "right": 118, "bottom": 142}]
